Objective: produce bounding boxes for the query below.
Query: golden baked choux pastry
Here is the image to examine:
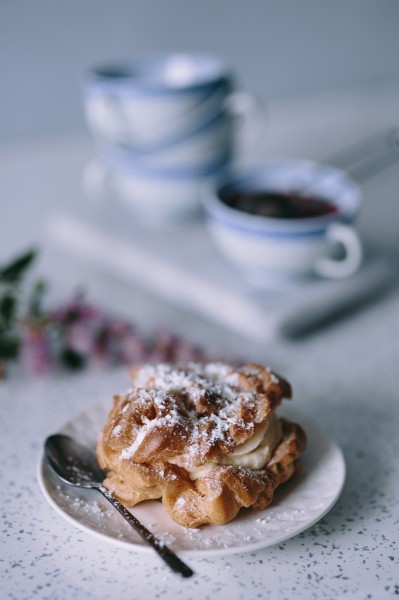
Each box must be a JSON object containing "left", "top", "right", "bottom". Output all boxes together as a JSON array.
[{"left": 97, "top": 363, "right": 306, "bottom": 527}]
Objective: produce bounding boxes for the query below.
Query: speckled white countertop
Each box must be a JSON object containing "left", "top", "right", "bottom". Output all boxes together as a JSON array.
[{"left": 1, "top": 85, "right": 399, "bottom": 599}]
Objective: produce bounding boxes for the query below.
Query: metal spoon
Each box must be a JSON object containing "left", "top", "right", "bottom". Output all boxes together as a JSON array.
[{"left": 44, "top": 434, "right": 194, "bottom": 578}]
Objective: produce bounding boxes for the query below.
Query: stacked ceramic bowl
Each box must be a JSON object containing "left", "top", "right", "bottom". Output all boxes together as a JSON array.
[{"left": 83, "top": 53, "right": 253, "bottom": 223}]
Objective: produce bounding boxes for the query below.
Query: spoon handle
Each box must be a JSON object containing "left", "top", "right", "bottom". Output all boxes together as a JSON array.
[
  {"left": 98, "top": 485, "right": 194, "bottom": 578},
  {"left": 326, "top": 126, "right": 399, "bottom": 183}
]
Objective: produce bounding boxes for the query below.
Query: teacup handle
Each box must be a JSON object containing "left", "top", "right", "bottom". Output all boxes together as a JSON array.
[
  {"left": 315, "top": 223, "right": 363, "bottom": 279},
  {"left": 224, "top": 91, "right": 267, "bottom": 154},
  {"left": 225, "top": 91, "right": 266, "bottom": 124}
]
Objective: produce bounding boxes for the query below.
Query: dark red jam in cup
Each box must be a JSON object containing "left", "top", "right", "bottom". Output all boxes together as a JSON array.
[{"left": 219, "top": 189, "right": 338, "bottom": 220}]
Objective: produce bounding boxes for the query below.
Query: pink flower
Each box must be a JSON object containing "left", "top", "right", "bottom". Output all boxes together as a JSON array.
[{"left": 21, "top": 324, "right": 52, "bottom": 374}]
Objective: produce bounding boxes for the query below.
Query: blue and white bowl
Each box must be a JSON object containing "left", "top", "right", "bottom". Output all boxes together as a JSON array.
[{"left": 202, "top": 160, "right": 363, "bottom": 284}]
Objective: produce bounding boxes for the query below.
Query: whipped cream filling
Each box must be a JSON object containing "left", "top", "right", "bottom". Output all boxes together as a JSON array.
[{"left": 187, "top": 413, "right": 282, "bottom": 480}]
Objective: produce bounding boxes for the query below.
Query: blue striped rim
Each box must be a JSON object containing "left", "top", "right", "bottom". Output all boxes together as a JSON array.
[
  {"left": 85, "top": 77, "right": 231, "bottom": 98},
  {"left": 84, "top": 55, "right": 233, "bottom": 97},
  {"left": 206, "top": 163, "right": 361, "bottom": 216},
  {"left": 95, "top": 110, "right": 231, "bottom": 155},
  {"left": 202, "top": 161, "right": 361, "bottom": 237},
  {"left": 208, "top": 212, "right": 330, "bottom": 238}
]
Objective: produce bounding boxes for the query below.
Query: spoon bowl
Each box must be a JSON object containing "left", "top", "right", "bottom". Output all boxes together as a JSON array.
[
  {"left": 45, "top": 434, "right": 107, "bottom": 488},
  {"left": 44, "top": 434, "right": 194, "bottom": 578}
]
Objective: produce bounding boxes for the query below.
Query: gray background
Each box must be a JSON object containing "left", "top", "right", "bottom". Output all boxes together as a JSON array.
[{"left": 1, "top": 0, "right": 399, "bottom": 141}]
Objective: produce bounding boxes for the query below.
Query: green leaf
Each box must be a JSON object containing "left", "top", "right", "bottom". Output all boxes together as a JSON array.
[
  {"left": 0, "top": 335, "right": 20, "bottom": 359},
  {"left": 0, "top": 248, "right": 37, "bottom": 284},
  {"left": 0, "top": 293, "right": 17, "bottom": 328}
]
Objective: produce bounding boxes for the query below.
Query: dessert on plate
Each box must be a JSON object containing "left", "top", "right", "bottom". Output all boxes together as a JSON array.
[{"left": 96, "top": 362, "right": 306, "bottom": 528}]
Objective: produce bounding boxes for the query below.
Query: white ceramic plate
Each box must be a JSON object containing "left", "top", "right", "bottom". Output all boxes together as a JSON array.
[{"left": 38, "top": 403, "right": 345, "bottom": 557}]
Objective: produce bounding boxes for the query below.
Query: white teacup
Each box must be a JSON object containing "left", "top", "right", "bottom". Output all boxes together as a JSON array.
[
  {"left": 98, "top": 111, "right": 234, "bottom": 171},
  {"left": 83, "top": 54, "right": 237, "bottom": 149},
  {"left": 84, "top": 156, "right": 228, "bottom": 223},
  {"left": 202, "top": 160, "right": 363, "bottom": 286},
  {"left": 83, "top": 54, "right": 266, "bottom": 223}
]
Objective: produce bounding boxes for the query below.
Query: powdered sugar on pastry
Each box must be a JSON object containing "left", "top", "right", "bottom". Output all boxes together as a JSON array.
[{"left": 107, "top": 362, "right": 289, "bottom": 469}]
